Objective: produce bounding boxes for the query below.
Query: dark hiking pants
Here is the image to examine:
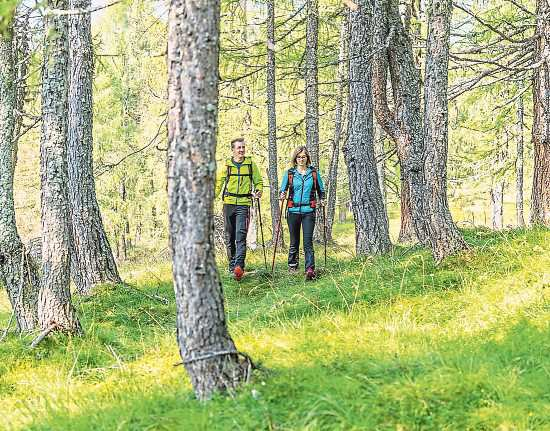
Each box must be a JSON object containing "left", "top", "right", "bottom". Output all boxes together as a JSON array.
[
  {"left": 223, "top": 204, "right": 250, "bottom": 271},
  {"left": 287, "top": 211, "right": 315, "bottom": 271}
]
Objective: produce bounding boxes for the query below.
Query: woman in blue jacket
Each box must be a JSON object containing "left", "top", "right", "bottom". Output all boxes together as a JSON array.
[{"left": 279, "top": 146, "right": 325, "bottom": 280}]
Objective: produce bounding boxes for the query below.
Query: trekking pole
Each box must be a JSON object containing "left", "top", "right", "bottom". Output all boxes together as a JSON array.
[
  {"left": 256, "top": 196, "right": 268, "bottom": 270},
  {"left": 271, "top": 197, "right": 286, "bottom": 274},
  {"left": 322, "top": 203, "right": 327, "bottom": 267}
]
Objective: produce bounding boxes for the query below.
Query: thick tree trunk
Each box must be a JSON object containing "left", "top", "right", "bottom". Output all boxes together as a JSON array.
[
  {"left": 398, "top": 177, "right": 418, "bottom": 242},
  {"left": 422, "top": 0, "right": 467, "bottom": 261},
  {"left": 0, "top": 23, "right": 39, "bottom": 332},
  {"left": 39, "top": 0, "right": 81, "bottom": 333},
  {"left": 516, "top": 95, "right": 525, "bottom": 227},
  {"left": 266, "top": 0, "right": 281, "bottom": 247},
  {"left": 167, "top": 0, "right": 250, "bottom": 401},
  {"left": 326, "top": 16, "right": 348, "bottom": 242},
  {"left": 372, "top": 0, "right": 429, "bottom": 245},
  {"left": 68, "top": 0, "right": 121, "bottom": 295},
  {"left": 344, "top": 4, "right": 391, "bottom": 255},
  {"left": 530, "top": 0, "right": 550, "bottom": 226},
  {"left": 374, "top": 123, "right": 387, "bottom": 211}
]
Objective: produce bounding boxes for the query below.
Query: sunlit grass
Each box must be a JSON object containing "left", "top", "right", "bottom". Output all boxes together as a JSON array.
[{"left": 0, "top": 226, "right": 549, "bottom": 430}]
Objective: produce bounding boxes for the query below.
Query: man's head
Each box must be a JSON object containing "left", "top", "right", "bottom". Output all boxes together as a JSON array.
[{"left": 231, "top": 137, "right": 246, "bottom": 162}]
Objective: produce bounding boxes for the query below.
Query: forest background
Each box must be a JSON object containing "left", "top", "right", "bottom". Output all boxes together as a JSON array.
[{"left": 14, "top": 0, "right": 533, "bottom": 252}]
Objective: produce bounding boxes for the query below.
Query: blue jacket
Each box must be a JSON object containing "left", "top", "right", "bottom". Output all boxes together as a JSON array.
[{"left": 280, "top": 167, "right": 326, "bottom": 214}]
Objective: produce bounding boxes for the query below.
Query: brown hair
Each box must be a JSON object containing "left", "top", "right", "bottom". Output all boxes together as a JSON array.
[
  {"left": 230, "top": 137, "right": 245, "bottom": 149},
  {"left": 290, "top": 146, "right": 311, "bottom": 167}
]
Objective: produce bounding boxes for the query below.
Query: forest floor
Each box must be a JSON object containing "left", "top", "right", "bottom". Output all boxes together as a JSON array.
[{"left": 0, "top": 224, "right": 549, "bottom": 430}]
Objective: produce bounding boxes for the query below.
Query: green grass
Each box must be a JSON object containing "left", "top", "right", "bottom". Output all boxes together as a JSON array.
[{"left": 0, "top": 225, "right": 549, "bottom": 430}]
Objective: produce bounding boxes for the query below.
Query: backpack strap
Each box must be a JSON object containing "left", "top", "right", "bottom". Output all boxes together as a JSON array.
[
  {"left": 222, "top": 160, "right": 254, "bottom": 200},
  {"left": 221, "top": 164, "right": 231, "bottom": 201},
  {"left": 309, "top": 167, "right": 318, "bottom": 208},
  {"left": 286, "top": 169, "right": 295, "bottom": 208}
]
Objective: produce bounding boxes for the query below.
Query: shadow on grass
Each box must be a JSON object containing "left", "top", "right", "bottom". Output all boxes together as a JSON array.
[{"left": 23, "top": 318, "right": 550, "bottom": 431}]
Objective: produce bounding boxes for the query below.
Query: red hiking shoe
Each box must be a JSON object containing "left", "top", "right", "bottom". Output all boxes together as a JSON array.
[
  {"left": 305, "top": 267, "right": 316, "bottom": 280},
  {"left": 233, "top": 266, "right": 244, "bottom": 281}
]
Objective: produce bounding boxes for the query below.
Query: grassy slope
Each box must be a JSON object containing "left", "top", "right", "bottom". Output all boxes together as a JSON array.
[{"left": 0, "top": 226, "right": 549, "bottom": 430}]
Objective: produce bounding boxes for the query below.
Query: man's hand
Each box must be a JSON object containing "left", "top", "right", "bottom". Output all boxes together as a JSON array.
[
  {"left": 279, "top": 192, "right": 286, "bottom": 200},
  {"left": 253, "top": 190, "right": 263, "bottom": 199},
  {"left": 319, "top": 199, "right": 326, "bottom": 207}
]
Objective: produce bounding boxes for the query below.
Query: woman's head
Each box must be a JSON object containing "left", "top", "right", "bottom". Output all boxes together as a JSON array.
[{"left": 290, "top": 146, "right": 311, "bottom": 167}]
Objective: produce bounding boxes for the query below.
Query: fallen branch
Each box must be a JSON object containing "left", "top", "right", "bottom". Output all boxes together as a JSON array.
[
  {"left": 44, "top": 0, "right": 121, "bottom": 16},
  {"left": 30, "top": 324, "right": 57, "bottom": 349}
]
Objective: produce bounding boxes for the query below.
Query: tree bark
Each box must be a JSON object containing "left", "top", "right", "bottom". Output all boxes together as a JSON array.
[
  {"left": 167, "top": 0, "right": 250, "bottom": 401},
  {"left": 491, "top": 182, "right": 504, "bottom": 230},
  {"left": 530, "top": 0, "right": 550, "bottom": 226},
  {"left": 326, "top": 16, "right": 348, "bottom": 243},
  {"left": 397, "top": 177, "right": 417, "bottom": 242},
  {"left": 0, "top": 20, "right": 39, "bottom": 332},
  {"left": 12, "top": 7, "right": 31, "bottom": 172},
  {"left": 266, "top": 0, "right": 281, "bottom": 247},
  {"left": 343, "top": 4, "right": 391, "bottom": 255},
  {"left": 422, "top": 0, "right": 467, "bottom": 261},
  {"left": 515, "top": 95, "right": 525, "bottom": 227},
  {"left": 305, "top": 0, "right": 319, "bottom": 169},
  {"left": 39, "top": 0, "right": 81, "bottom": 334},
  {"left": 374, "top": 123, "right": 387, "bottom": 211},
  {"left": 372, "top": 0, "right": 429, "bottom": 245},
  {"left": 491, "top": 141, "right": 507, "bottom": 230},
  {"left": 68, "top": 0, "right": 121, "bottom": 295}
]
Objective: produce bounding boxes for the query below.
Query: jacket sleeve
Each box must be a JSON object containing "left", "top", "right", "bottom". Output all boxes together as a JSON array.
[
  {"left": 317, "top": 171, "right": 326, "bottom": 200},
  {"left": 214, "top": 163, "right": 227, "bottom": 198},
  {"left": 280, "top": 170, "right": 289, "bottom": 194},
  {"left": 251, "top": 161, "right": 263, "bottom": 191}
]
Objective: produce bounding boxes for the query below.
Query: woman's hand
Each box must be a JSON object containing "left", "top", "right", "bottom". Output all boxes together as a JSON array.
[{"left": 279, "top": 192, "right": 286, "bottom": 200}]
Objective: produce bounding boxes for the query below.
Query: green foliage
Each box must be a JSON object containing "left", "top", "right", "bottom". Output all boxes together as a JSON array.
[
  {"left": 0, "top": 0, "right": 17, "bottom": 36},
  {"left": 1, "top": 226, "right": 548, "bottom": 430}
]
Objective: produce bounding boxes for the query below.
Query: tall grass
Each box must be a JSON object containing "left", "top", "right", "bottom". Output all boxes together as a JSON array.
[{"left": 0, "top": 226, "right": 548, "bottom": 430}]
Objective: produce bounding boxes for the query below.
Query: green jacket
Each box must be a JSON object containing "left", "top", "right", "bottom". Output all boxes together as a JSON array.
[{"left": 215, "top": 157, "right": 263, "bottom": 206}]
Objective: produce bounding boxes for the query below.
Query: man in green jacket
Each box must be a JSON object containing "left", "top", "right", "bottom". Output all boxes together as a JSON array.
[{"left": 215, "top": 137, "right": 263, "bottom": 281}]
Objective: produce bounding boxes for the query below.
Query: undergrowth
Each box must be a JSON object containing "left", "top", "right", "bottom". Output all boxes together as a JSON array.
[{"left": 0, "top": 226, "right": 549, "bottom": 430}]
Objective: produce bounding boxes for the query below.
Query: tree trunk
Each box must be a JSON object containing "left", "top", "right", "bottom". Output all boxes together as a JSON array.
[
  {"left": 491, "top": 141, "right": 507, "bottom": 230},
  {"left": 516, "top": 95, "right": 525, "bottom": 227},
  {"left": 491, "top": 182, "right": 504, "bottom": 230},
  {"left": 398, "top": 176, "right": 418, "bottom": 242},
  {"left": 240, "top": 0, "right": 257, "bottom": 250},
  {"left": 12, "top": 7, "right": 31, "bottom": 172},
  {"left": 68, "top": 0, "right": 121, "bottom": 295},
  {"left": 39, "top": 0, "right": 81, "bottom": 333},
  {"left": 305, "top": 0, "right": 324, "bottom": 241},
  {"left": 305, "top": 0, "right": 319, "bottom": 169},
  {"left": 0, "top": 20, "right": 39, "bottom": 332},
  {"left": 530, "top": 0, "right": 550, "bottom": 226},
  {"left": 266, "top": 0, "right": 281, "bottom": 247},
  {"left": 372, "top": 0, "right": 429, "bottom": 245},
  {"left": 343, "top": 4, "right": 391, "bottom": 256},
  {"left": 374, "top": 123, "right": 387, "bottom": 211},
  {"left": 422, "top": 0, "right": 467, "bottom": 261},
  {"left": 167, "top": 0, "right": 250, "bottom": 401},
  {"left": 326, "top": 16, "right": 348, "bottom": 243}
]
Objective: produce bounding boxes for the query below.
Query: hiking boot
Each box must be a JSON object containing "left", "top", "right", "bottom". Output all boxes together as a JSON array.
[
  {"left": 233, "top": 266, "right": 244, "bottom": 281},
  {"left": 305, "top": 267, "right": 316, "bottom": 280},
  {"left": 288, "top": 266, "right": 298, "bottom": 274}
]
